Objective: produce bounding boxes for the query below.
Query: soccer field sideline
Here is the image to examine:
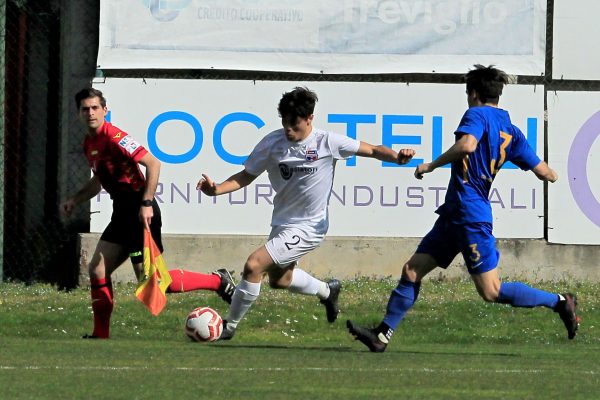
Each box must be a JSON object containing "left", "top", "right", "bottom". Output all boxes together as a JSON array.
[{"left": 2, "top": 364, "right": 599, "bottom": 375}]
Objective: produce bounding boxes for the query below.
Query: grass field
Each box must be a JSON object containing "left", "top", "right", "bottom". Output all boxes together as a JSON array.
[{"left": 1, "top": 277, "right": 598, "bottom": 399}]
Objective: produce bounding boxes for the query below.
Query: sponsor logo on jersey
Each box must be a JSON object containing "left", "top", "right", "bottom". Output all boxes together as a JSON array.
[
  {"left": 118, "top": 135, "right": 141, "bottom": 154},
  {"left": 90, "top": 150, "right": 98, "bottom": 156},
  {"left": 306, "top": 149, "right": 318, "bottom": 161},
  {"left": 118, "top": 136, "right": 131, "bottom": 147},
  {"left": 278, "top": 163, "right": 317, "bottom": 180},
  {"left": 125, "top": 141, "right": 140, "bottom": 154},
  {"left": 113, "top": 132, "right": 122, "bottom": 139}
]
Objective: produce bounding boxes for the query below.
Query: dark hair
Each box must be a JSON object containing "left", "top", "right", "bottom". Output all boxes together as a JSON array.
[
  {"left": 464, "top": 65, "right": 508, "bottom": 104},
  {"left": 277, "top": 86, "right": 318, "bottom": 121},
  {"left": 74, "top": 88, "right": 107, "bottom": 109}
]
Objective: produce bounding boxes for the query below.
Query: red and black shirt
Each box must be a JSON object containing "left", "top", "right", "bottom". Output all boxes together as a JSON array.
[{"left": 83, "top": 122, "right": 148, "bottom": 199}]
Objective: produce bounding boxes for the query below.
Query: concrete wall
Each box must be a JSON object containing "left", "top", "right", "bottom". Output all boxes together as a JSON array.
[{"left": 77, "top": 233, "right": 599, "bottom": 285}]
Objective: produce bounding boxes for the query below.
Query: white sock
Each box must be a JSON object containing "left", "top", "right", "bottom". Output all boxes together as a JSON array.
[
  {"left": 288, "top": 268, "right": 330, "bottom": 300},
  {"left": 225, "top": 279, "right": 261, "bottom": 330}
]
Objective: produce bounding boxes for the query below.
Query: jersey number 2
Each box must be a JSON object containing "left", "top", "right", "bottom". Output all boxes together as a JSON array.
[{"left": 284, "top": 235, "right": 301, "bottom": 250}]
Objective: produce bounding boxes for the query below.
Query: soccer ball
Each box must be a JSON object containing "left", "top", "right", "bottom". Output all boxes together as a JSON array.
[{"left": 185, "top": 306, "right": 223, "bottom": 342}]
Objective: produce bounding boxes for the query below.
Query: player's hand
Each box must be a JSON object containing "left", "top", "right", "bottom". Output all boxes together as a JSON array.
[
  {"left": 60, "top": 199, "right": 77, "bottom": 217},
  {"left": 414, "top": 163, "right": 434, "bottom": 180},
  {"left": 397, "top": 149, "right": 416, "bottom": 165},
  {"left": 139, "top": 206, "right": 153, "bottom": 231},
  {"left": 196, "top": 174, "right": 218, "bottom": 196}
]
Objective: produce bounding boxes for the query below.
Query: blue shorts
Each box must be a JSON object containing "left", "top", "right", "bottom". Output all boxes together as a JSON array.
[{"left": 416, "top": 215, "right": 499, "bottom": 274}]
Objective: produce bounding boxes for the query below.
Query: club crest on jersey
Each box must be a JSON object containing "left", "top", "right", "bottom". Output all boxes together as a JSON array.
[{"left": 305, "top": 149, "right": 318, "bottom": 161}]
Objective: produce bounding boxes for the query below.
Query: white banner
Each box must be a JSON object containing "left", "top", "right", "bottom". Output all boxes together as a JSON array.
[
  {"left": 90, "top": 79, "right": 545, "bottom": 238},
  {"left": 98, "top": 0, "right": 546, "bottom": 75},
  {"left": 547, "top": 92, "right": 600, "bottom": 244},
  {"left": 553, "top": 1, "right": 600, "bottom": 80}
]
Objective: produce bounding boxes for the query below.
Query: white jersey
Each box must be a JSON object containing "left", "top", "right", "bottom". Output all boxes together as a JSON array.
[{"left": 244, "top": 127, "right": 360, "bottom": 227}]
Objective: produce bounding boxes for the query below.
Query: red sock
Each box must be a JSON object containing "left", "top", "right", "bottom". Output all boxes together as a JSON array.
[
  {"left": 90, "top": 277, "right": 113, "bottom": 338},
  {"left": 167, "top": 269, "right": 220, "bottom": 292}
]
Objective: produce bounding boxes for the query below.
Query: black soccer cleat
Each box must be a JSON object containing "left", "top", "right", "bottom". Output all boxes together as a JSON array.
[
  {"left": 346, "top": 320, "right": 387, "bottom": 353},
  {"left": 213, "top": 268, "right": 236, "bottom": 304},
  {"left": 320, "top": 279, "right": 341, "bottom": 323},
  {"left": 554, "top": 293, "right": 580, "bottom": 340},
  {"left": 218, "top": 320, "right": 235, "bottom": 341}
]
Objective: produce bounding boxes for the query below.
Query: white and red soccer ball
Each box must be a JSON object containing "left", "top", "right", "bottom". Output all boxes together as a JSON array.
[{"left": 185, "top": 306, "right": 223, "bottom": 342}]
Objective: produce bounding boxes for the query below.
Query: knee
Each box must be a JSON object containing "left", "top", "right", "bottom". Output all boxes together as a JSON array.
[
  {"left": 401, "top": 262, "right": 419, "bottom": 282},
  {"left": 88, "top": 263, "right": 102, "bottom": 280},
  {"left": 267, "top": 264, "right": 293, "bottom": 289},
  {"left": 268, "top": 278, "right": 286, "bottom": 289},
  {"left": 402, "top": 253, "right": 438, "bottom": 282},
  {"left": 243, "top": 256, "right": 264, "bottom": 279},
  {"left": 401, "top": 262, "right": 411, "bottom": 275}
]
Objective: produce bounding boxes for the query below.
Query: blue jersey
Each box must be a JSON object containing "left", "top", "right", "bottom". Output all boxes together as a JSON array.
[{"left": 436, "top": 106, "right": 540, "bottom": 224}]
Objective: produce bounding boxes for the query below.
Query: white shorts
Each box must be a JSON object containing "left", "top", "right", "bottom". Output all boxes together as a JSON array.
[{"left": 265, "top": 223, "right": 326, "bottom": 267}]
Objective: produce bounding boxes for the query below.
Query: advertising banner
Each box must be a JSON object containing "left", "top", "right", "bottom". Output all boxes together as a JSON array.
[
  {"left": 553, "top": 1, "right": 600, "bottom": 80},
  {"left": 90, "top": 79, "right": 545, "bottom": 238},
  {"left": 547, "top": 92, "right": 600, "bottom": 244},
  {"left": 98, "top": 0, "right": 546, "bottom": 75}
]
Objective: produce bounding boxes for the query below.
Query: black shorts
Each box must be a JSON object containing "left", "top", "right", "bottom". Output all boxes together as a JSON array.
[{"left": 100, "top": 196, "right": 163, "bottom": 264}]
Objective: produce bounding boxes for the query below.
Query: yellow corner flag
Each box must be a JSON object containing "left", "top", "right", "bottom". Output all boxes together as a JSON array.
[{"left": 135, "top": 229, "right": 172, "bottom": 316}]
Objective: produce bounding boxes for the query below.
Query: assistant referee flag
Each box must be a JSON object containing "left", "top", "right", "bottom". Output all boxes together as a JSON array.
[{"left": 135, "top": 229, "right": 172, "bottom": 316}]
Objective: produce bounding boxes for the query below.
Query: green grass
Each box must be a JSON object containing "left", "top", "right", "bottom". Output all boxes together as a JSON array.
[{"left": 1, "top": 277, "right": 599, "bottom": 399}]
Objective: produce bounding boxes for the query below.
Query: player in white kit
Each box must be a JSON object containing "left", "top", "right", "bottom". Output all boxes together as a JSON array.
[{"left": 197, "top": 87, "right": 415, "bottom": 339}]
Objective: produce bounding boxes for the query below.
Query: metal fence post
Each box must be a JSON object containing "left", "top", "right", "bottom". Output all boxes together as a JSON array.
[{"left": 0, "top": 0, "right": 6, "bottom": 282}]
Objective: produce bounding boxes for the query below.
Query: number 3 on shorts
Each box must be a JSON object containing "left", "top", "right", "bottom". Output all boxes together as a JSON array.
[{"left": 469, "top": 243, "right": 481, "bottom": 263}]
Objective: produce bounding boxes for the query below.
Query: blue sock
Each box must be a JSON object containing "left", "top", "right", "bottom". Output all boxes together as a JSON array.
[
  {"left": 498, "top": 282, "right": 558, "bottom": 309},
  {"left": 382, "top": 278, "right": 421, "bottom": 331}
]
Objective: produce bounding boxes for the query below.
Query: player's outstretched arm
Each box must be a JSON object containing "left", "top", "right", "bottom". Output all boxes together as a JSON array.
[
  {"left": 415, "top": 133, "right": 477, "bottom": 179},
  {"left": 356, "top": 142, "right": 416, "bottom": 165},
  {"left": 532, "top": 161, "right": 558, "bottom": 183},
  {"left": 197, "top": 170, "right": 257, "bottom": 196}
]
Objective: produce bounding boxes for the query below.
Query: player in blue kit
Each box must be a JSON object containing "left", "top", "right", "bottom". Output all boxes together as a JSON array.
[{"left": 347, "top": 65, "right": 580, "bottom": 352}]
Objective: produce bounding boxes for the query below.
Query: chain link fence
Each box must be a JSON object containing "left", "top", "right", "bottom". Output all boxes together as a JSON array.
[
  {"left": 0, "top": 0, "right": 596, "bottom": 287},
  {"left": 3, "top": 0, "right": 63, "bottom": 286},
  {"left": 2, "top": 0, "right": 98, "bottom": 288}
]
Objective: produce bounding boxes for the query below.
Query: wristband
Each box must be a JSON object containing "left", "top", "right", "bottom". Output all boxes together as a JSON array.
[{"left": 141, "top": 199, "right": 153, "bottom": 207}]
